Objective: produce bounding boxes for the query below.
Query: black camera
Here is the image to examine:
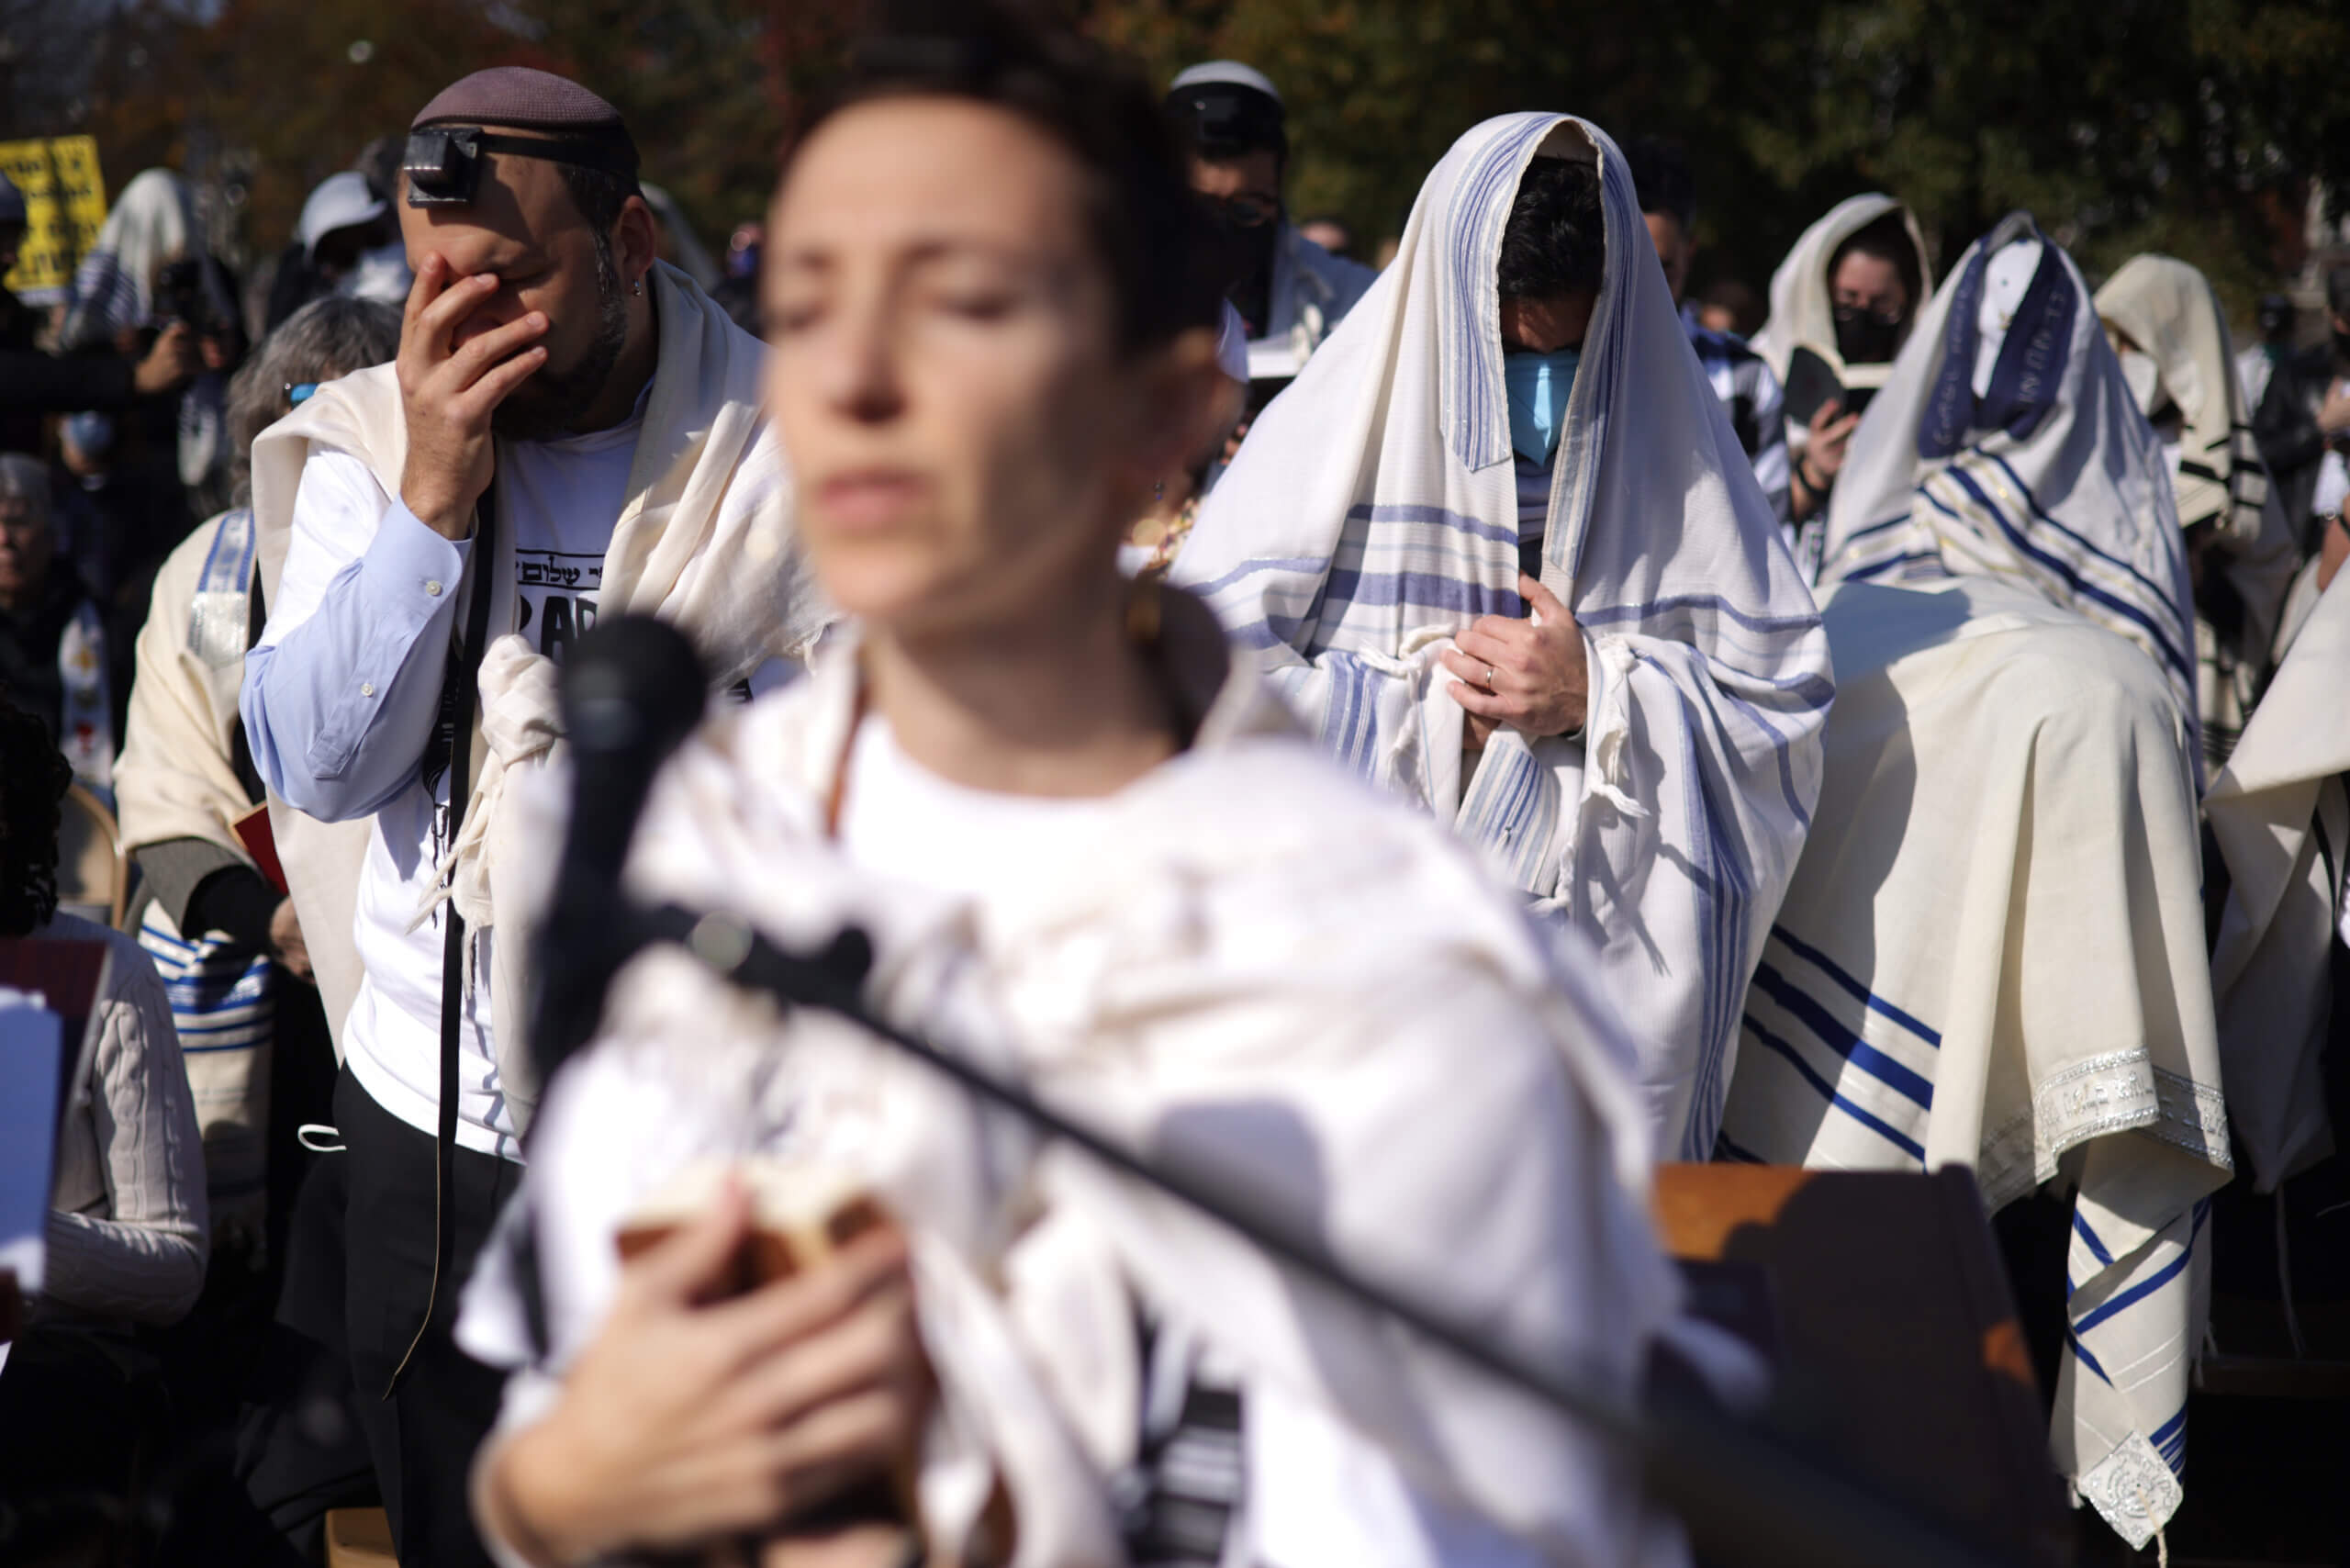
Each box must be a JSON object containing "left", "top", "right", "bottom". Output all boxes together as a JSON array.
[{"left": 154, "top": 257, "right": 229, "bottom": 338}]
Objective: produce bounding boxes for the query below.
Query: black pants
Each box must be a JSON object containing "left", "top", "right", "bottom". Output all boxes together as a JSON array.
[{"left": 335, "top": 1064, "right": 517, "bottom": 1568}]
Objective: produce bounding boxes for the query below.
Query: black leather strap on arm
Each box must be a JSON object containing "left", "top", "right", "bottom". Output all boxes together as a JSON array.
[{"left": 386, "top": 481, "right": 499, "bottom": 1397}]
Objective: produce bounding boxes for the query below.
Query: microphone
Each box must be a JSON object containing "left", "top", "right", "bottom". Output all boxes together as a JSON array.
[{"left": 530, "top": 614, "right": 711, "bottom": 1086}]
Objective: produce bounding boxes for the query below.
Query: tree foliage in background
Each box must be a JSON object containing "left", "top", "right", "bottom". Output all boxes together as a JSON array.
[
  {"left": 1091, "top": 0, "right": 2350, "bottom": 316},
  {"left": 5, "top": 0, "right": 2344, "bottom": 321}
]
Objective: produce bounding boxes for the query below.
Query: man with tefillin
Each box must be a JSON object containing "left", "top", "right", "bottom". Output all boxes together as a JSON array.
[{"left": 241, "top": 68, "right": 821, "bottom": 1564}]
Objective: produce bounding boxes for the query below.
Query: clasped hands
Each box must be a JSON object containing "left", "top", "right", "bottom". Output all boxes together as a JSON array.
[{"left": 1438, "top": 574, "right": 1589, "bottom": 749}]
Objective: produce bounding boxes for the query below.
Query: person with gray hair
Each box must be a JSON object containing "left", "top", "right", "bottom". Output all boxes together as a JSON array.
[
  {"left": 117, "top": 296, "right": 402, "bottom": 1276},
  {"left": 0, "top": 451, "right": 121, "bottom": 796}
]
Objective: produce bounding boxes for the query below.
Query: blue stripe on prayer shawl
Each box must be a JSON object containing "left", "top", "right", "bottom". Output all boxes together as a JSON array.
[
  {"left": 1448, "top": 118, "right": 1557, "bottom": 469},
  {"left": 2066, "top": 1329, "right": 2110, "bottom": 1385},
  {"left": 1837, "top": 510, "right": 1915, "bottom": 547},
  {"left": 1981, "top": 451, "right": 2184, "bottom": 616},
  {"left": 1345, "top": 501, "right": 1523, "bottom": 549},
  {"left": 1940, "top": 464, "right": 2192, "bottom": 682},
  {"left": 1326, "top": 654, "right": 1388, "bottom": 778},
  {"left": 1185, "top": 554, "right": 1346, "bottom": 601},
  {"left": 2073, "top": 1211, "right": 2116, "bottom": 1268},
  {"left": 1741, "top": 1013, "right": 1927, "bottom": 1161},
  {"left": 2151, "top": 1405, "right": 2187, "bottom": 1473},
  {"left": 1684, "top": 724, "right": 1757, "bottom": 1160},
  {"left": 2072, "top": 1246, "right": 2192, "bottom": 1337},
  {"left": 1836, "top": 549, "right": 1936, "bottom": 583},
  {"left": 1750, "top": 962, "right": 1935, "bottom": 1110},
  {"left": 1321, "top": 566, "right": 1520, "bottom": 619},
  {"left": 1768, "top": 925, "right": 1942, "bottom": 1047},
  {"left": 1576, "top": 595, "right": 1823, "bottom": 639}
]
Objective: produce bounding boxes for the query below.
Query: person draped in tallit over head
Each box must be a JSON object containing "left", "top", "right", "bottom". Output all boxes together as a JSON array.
[
  {"left": 240, "top": 66, "right": 825, "bottom": 1568},
  {"left": 2094, "top": 255, "right": 2300, "bottom": 770},
  {"left": 453, "top": 13, "right": 1684, "bottom": 1566},
  {"left": 1720, "top": 215, "right": 2231, "bottom": 1552},
  {"left": 1171, "top": 115, "right": 1830, "bottom": 1162},
  {"left": 1750, "top": 196, "right": 1935, "bottom": 576}
]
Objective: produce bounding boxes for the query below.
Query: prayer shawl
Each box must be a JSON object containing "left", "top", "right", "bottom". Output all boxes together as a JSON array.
[
  {"left": 116, "top": 509, "right": 275, "bottom": 1239},
  {"left": 1172, "top": 114, "right": 1830, "bottom": 1160},
  {"left": 462, "top": 617, "right": 1685, "bottom": 1567},
  {"left": 2206, "top": 573, "right": 2350, "bottom": 1191},
  {"left": 2093, "top": 255, "right": 2300, "bottom": 769},
  {"left": 1750, "top": 195, "right": 1935, "bottom": 415},
  {"left": 1820, "top": 214, "right": 2200, "bottom": 759},
  {"left": 60, "top": 168, "right": 196, "bottom": 350},
  {"left": 1722, "top": 584, "right": 2232, "bottom": 1542},
  {"left": 248, "top": 261, "right": 827, "bottom": 1128}
]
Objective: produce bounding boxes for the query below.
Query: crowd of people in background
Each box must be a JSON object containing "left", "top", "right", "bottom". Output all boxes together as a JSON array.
[{"left": 1, "top": 2, "right": 2348, "bottom": 1564}]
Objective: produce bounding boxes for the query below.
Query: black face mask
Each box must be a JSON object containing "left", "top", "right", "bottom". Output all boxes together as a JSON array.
[{"left": 1833, "top": 304, "right": 1904, "bottom": 366}]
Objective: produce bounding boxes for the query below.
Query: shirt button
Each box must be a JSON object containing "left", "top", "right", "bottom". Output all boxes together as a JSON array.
[
  {"left": 425, "top": 579, "right": 443, "bottom": 597},
  {"left": 360, "top": 681, "right": 376, "bottom": 698}
]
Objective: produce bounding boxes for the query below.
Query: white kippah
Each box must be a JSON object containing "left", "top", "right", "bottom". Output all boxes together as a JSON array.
[{"left": 1169, "top": 61, "right": 1281, "bottom": 105}]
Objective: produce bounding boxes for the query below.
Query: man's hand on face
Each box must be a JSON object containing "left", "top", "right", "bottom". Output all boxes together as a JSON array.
[
  {"left": 133, "top": 322, "right": 197, "bottom": 397},
  {"left": 397, "top": 254, "right": 550, "bottom": 541},
  {"left": 1442, "top": 574, "right": 1590, "bottom": 741}
]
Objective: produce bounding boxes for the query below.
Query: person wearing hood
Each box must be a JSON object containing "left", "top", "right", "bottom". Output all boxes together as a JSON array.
[
  {"left": 1751, "top": 196, "right": 1934, "bottom": 570},
  {"left": 1164, "top": 61, "right": 1377, "bottom": 386},
  {"left": 2096, "top": 254, "right": 2300, "bottom": 769},
  {"left": 1172, "top": 114, "right": 1830, "bottom": 1163},
  {"left": 1720, "top": 218, "right": 2229, "bottom": 1552},
  {"left": 238, "top": 66, "right": 824, "bottom": 1566}
]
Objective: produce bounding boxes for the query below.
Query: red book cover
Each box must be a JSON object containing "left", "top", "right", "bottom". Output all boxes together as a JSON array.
[{"left": 233, "top": 804, "right": 288, "bottom": 895}]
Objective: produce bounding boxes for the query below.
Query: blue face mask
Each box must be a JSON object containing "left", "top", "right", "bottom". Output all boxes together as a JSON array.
[{"left": 1503, "top": 347, "right": 1579, "bottom": 465}]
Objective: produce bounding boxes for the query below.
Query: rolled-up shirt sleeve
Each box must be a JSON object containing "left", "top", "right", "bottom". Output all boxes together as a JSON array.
[{"left": 241, "top": 451, "right": 473, "bottom": 822}]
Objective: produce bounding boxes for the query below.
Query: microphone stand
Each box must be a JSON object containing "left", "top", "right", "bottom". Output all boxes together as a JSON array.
[{"left": 558, "top": 899, "right": 2023, "bottom": 1568}]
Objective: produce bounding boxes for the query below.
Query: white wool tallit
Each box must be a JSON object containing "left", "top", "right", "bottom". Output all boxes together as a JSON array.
[
  {"left": 247, "top": 262, "right": 827, "bottom": 1126},
  {"left": 2092, "top": 254, "right": 2300, "bottom": 768},
  {"left": 2206, "top": 574, "right": 2350, "bottom": 1191},
  {"left": 1749, "top": 194, "right": 1935, "bottom": 402},
  {"left": 464, "top": 628, "right": 1685, "bottom": 1567},
  {"left": 1820, "top": 214, "right": 2199, "bottom": 756},
  {"left": 1719, "top": 577, "right": 2231, "bottom": 1548},
  {"left": 1172, "top": 114, "right": 1830, "bottom": 1160}
]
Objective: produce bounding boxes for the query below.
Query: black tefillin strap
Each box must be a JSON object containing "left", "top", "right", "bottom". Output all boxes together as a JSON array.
[
  {"left": 386, "top": 481, "right": 499, "bottom": 1398},
  {"left": 403, "top": 125, "right": 638, "bottom": 207}
]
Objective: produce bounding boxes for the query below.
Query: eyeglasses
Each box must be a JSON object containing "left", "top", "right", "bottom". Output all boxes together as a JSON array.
[{"left": 285, "top": 382, "right": 319, "bottom": 405}]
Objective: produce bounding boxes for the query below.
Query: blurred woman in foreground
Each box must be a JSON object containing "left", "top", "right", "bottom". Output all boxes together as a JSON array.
[{"left": 459, "top": 6, "right": 1683, "bottom": 1566}]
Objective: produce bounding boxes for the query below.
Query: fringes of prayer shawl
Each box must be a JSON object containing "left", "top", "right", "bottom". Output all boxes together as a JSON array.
[
  {"left": 1721, "top": 577, "right": 2232, "bottom": 1547},
  {"left": 1176, "top": 113, "right": 1830, "bottom": 1161}
]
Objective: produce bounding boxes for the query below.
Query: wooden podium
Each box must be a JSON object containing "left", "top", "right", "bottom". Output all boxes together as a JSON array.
[{"left": 1655, "top": 1164, "right": 2068, "bottom": 1566}]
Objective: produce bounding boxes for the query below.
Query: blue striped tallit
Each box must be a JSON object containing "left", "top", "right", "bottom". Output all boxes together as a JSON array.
[
  {"left": 1819, "top": 214, "right": 2199, "bottom": 767},
  {"left": 1720, "top": 577, "right": 2232, "bottom": 1549},
  {"left": 138, "top": 901, "right": 275, "bottom": 1240},
  {"left": 1173, "top": 115, "right": 1831, "bottom": 1160}
]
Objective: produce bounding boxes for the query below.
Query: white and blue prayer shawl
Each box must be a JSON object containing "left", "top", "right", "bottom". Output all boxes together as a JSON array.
[
  {"left": 1174, "top": 114, "right": 1830, "bottom": 1161},
  {"left": 1819, "top": 213, "right": 2200, "bottom": 768},
  {"left": 1729, "top": 228, "right": 2237, "bottom": 1542},
  {"left": 59, "top": 168, "right": 197, "bottom": 351},
  {"left": 137, "top": 902, "right": 275, "bottom": 1244}
]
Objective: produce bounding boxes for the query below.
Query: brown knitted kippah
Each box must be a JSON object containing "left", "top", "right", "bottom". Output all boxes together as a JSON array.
[{"left": 413, "top": 66, "right": 632, "bottom": 150}]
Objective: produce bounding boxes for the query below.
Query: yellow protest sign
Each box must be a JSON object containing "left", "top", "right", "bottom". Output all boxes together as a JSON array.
[{"left": 2, "top": 137, "right": 109, "bottom": 302}]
